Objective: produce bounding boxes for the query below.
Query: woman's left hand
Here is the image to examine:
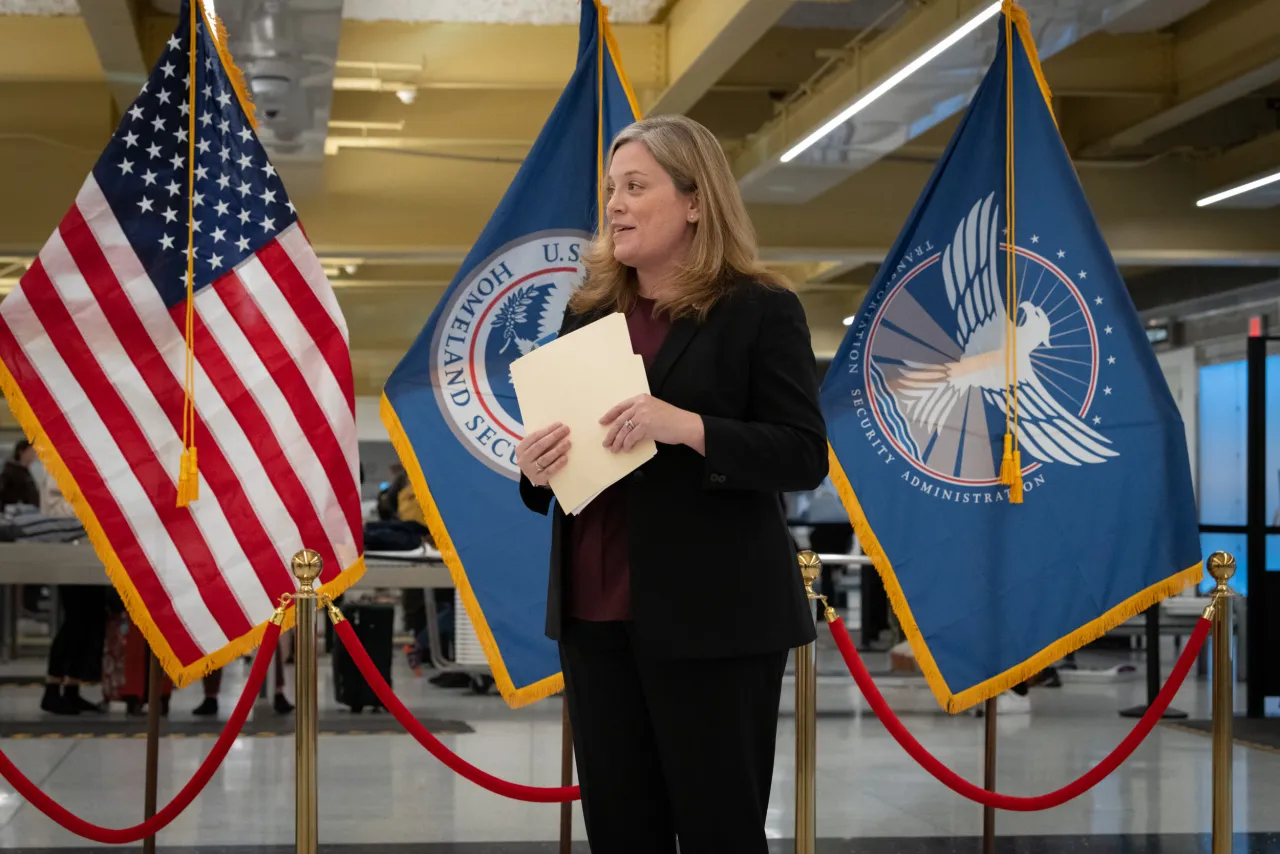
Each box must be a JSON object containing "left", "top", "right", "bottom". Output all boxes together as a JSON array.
[{"left": 601, "top": 394, "right": 704, "bottom": 453}]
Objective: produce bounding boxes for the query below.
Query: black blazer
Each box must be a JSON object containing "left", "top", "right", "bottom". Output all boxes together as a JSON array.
[{"left": 519, "top": 276, "right": 828, "bottom": 660}]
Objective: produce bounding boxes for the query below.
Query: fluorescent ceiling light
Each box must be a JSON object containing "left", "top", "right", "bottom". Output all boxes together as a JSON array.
[
  {"left": 780, "top": 1, "right": 1002, "bottom": 164},
  {"left": 1196, "top": 171, "right": 1280, "bottom": 207}
]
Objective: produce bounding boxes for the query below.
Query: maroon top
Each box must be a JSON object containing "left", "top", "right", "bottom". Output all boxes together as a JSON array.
[{"left": 566, "top": 297, "right": 671, "bottom": 621}]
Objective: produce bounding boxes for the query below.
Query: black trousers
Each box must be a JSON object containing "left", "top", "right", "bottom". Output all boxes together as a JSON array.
[
  {"left": 47, "top": 585, "right": 107, "bottom": 682},
  {"left": 559, "top": 619, "right": 788, "bottom": 854}
]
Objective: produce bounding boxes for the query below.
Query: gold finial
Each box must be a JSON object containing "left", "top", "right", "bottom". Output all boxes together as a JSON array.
[
  {"left": 321, "top": 594, "right": 346, "bottom": 626},
  {"left": 798, "top": 550, "right": 821, "bottom": 588},
  {"left": 1202, "top": 551, "right": 1237, "bottom": 621},
  {"left": 291, "top": 549, "right": 323, "bottom": 589},
  {"left": 1207, "top": 551, "right": 1236, "bottom": 586}
]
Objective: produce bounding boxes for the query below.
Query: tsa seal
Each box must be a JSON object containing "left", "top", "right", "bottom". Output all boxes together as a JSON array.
[
  {"left": 431, "top": 230, "right": 587, "bottom": 479},
  {"left": 853, "top": 192, "right": 1115, "bottom": 497}
]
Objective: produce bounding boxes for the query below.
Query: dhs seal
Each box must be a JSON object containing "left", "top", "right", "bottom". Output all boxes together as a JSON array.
[
  {"left": 856, "top": 192, "right": 1117, "bottom": 495},
  {"left": 431, "top": 230, "right": 587, "bottom": 479}
]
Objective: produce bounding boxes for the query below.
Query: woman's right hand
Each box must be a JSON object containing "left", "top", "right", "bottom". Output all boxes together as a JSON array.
[{"left": 516, "top": 423, "right": 571, "bottom": 487}]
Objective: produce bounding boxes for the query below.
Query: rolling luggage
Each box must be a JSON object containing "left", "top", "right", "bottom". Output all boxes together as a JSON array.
[
  {"left": 102, "top": 613, "right": 172, "bottom": 715},
  {"left": 332, "top": 603, "right": 393, "bottom": 712}
]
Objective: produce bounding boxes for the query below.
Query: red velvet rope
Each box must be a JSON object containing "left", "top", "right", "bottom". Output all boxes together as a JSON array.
[
  {"left": 0, "top": 622, "right": 281, "bottom": 843},
  {"left": 333, "top": 620, "right": 580, "bottom": 803},
  {"left": 827, "top": 613, "right": 1210, "bottom": 811}
]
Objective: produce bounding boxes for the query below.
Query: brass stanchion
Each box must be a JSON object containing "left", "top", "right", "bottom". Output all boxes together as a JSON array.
[
  {"left": 142, "top": 650, "right": 163, "bottom": 854},
  {"left": 560, "top": 696, "right": 573, "bottom": 854},
  {"left": 1206, "top": 551, "right": 1235, "bottom": 854},
  {"left": 795, "top": 551, "right": 821, "bottom": 854},
  {"left": 982, "top": 696, "right": 997, "bottom": 854},
  {"left": 290, "top": 549, "right": 323, "bottom": 854}
]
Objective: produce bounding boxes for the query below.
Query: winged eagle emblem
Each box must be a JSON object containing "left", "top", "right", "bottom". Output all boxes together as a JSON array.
[{"left": 892, "top": 193, "right": 1118, "bottom": 468}]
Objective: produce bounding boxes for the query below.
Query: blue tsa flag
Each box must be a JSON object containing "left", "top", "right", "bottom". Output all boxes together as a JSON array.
[
  {"left": 822, "top": 3, "right": 1202, "bottom": 714},
  {"left": 381, "top": 0, "right": 639, "bottom": 707}
]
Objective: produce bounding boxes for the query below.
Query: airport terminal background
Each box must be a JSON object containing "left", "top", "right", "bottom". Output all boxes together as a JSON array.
[{"left": 0, "top": 0, "right": 1279, "bottom": 851}]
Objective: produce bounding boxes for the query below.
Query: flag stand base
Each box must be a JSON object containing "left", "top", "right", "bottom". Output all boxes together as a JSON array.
[
  {"left": 1119, "top": 705, "right": 1188, "bottom": 719},
  {"left": 1119, "top": 605, "right": 1187, "bottom": 719}
]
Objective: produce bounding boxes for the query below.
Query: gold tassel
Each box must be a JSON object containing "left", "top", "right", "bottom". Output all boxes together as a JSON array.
[
  {"left": 1008, "top": 450, "right": 1023, "bottom": 504},
  {"left": 999, "top": 433, "right": 1016, "bottom": 485},
  {"left": 204, "top": 7, "right": 258, "bottom": 129},
  {"left": 176, "top": 448, "right": 199, "bottom": 507}
]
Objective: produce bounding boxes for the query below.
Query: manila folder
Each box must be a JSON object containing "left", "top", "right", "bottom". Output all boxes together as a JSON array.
[{"left": 509, "top": 312, "right": 656, "bottom": 514}]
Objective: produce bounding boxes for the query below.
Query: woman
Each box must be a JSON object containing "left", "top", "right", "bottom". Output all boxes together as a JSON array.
[
  {"left": 38, "top": 469, "right": 107, "bottom": 714},
  {"left": 0, "top": 439, "right": 39, "bottom": 509},
  {"left": 516, "top": 115, "right": 827, "bottom": 853}
]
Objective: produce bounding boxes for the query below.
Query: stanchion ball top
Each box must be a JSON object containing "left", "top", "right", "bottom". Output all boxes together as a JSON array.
[
  {"left": 291, "top": 549, "right": 324, "bottom": 584},
  {"left": 1207, "top": 551, "right": 1236, "bottom": 583},
  {"left": 798, "top": 550, "right": 821, "bottom": 585}
]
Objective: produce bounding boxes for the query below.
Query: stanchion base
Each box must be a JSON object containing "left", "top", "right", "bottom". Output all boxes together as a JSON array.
[{"left": 1119, "top": 704, "right": 1188, "bottom": 720}]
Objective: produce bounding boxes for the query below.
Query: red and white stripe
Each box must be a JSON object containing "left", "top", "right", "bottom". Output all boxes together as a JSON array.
[{"left": 0, "top": 176, "right": 362, "bottom": 668}]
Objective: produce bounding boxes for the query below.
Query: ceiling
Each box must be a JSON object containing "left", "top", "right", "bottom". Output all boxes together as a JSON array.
[{"left": 0, "top": 0, "right": 1278, "bottom": 396}]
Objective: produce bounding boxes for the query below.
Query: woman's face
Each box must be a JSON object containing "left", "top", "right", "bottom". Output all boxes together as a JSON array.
[{"left": 606, "top": 141, "right": 697, "bottom": 273}]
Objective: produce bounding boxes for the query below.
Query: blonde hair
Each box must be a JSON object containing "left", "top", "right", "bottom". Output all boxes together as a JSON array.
[{"left": 568, "top": 114, "right": 784, "bottom": 322}]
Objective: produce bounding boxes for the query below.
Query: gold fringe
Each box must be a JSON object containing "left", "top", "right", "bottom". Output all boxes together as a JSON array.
[
  {"left": 0, "top": 352, "right": 366, "bottom": 688},
  {"left": 593, "top": 0, "right": 643, "bottom": 120},
  {"left": 827, "top": 446, "right": 1204, "bottom": 713},
  {"left": 197, "top": 0, "right": 258, "bottom": 129},
  {"left": 1003, "top": 1, "right": 1056, "bottom": 125},
  {"left": 380, "top": 394, "right": 564, "bottom": 709}
]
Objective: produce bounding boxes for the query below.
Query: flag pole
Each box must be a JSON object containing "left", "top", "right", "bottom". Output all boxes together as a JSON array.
[
  {"left": 794, "top": 551, "right": 821, "bottom": 854},
  {"left": 142, "top": 650, "right": 163, "bottom": 854},
  {"left": 291, "top": 550, "right": 323, "bottom": 854},
  {"left": 1206, "top": 551, "right": 1235, "bottom": 854},
  {"left": 982, "top": 697, "right": 997, "bottom": 854},
  {"left": 559, "top": 697, "right": 574, "bottom": 853}
]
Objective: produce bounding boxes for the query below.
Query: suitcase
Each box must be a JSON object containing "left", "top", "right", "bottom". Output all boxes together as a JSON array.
[
  {"left": 102, "top": 613, "right": 172, "bottom": 715},
  {"left": 332, "top": 603, "right": 393, "bottom": 712}
]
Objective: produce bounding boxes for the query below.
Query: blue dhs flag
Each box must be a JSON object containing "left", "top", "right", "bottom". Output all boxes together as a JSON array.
[
  {"left": 381, "top": 0, "right": 639, "bottom": 707},
  {"left": 822, "top": 5, "right": 1202, "bottom": 713}
]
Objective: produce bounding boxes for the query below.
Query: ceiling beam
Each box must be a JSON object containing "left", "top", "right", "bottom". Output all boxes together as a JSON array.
[
  {"left": 1082, "top": 0, "right": 1280, "bottom": 154},
  {"left": 1041, "top": 32, "right": 1173, "bottom": 99},
  {"left": 79, "top": 0, "right": 148, "bottom": 115},
  {"left": 334, "top": 20, "right": 666, "bottom": 104},
  {"left": 1194, "top": 130, "right": 1280, "bottom": 208},
  {"left": 731, "top": 0, "right": 994, "bottom": 188},
  {"left": 647, "top": 0, "right": 796, "bottom": 117},
  {"left": 0, "top": 16, "right": 104, "bottom": 82}
]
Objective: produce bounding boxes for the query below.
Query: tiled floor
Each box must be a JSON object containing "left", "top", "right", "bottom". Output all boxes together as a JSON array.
[
  {"left": 24, "top": 839, "right": 1280, "bottom": 854},
  {"left": 0, "top": 629, "right": 1276, "bottom": 850}
]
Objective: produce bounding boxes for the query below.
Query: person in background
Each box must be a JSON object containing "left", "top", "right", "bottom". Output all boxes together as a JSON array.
[
  {"left": 516, "top": 115, "right": 827, "bottom": 853},
  {"left": 193, "top": 651, "right": 293, "bottom": 716},
  {"left": 397, "top": 482, "right": 461, "bottom": 686},
  {"left": 0, "top": 440, "right": 44, "bottom": 615},
  {"left": 39, "top": 472, "right": 107, "bottom": 715},
  {"left": 0, "top": 439, "right": 39, "bottom": 508}
]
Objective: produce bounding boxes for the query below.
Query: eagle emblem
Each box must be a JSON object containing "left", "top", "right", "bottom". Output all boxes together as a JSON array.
[{"left": 869, "top": 192, "right": 1117, "bottom": 482}]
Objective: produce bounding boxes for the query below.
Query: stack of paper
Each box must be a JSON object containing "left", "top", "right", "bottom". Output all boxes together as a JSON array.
[{"left": 510, "top": 312, "right": 656, "bottom": 514}]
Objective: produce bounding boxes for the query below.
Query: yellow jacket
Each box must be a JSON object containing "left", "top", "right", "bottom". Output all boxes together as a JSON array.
[{"left": 397, "top": 483, "right": 426, "bottom": 526}]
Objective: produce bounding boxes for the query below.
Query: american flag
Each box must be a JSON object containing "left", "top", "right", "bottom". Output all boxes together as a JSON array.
[{"left": 0, "top": 0, "right": 364, "bottom": 683}]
